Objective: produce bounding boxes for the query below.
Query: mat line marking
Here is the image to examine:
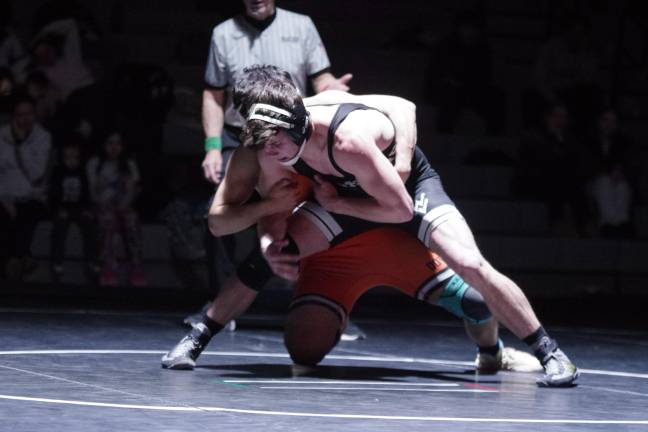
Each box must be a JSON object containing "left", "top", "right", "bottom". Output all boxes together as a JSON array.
[
  {"left": 258, "top": 387, "right": 496, "bottom": 393},
  {"left": 579, "top": 385, "right": 648, "bottom": 398},
  {"left": 224, "top": 380, "right": 458, "bottom": 386},
  {"left": 1, "top": 350, "right": 647, "bottom": 424},
  {"left": 0, "top": 394, "right": 647, "bottom": 424},
  {"left": 0, "top": 362, "right": 211, "bottom": 413}
]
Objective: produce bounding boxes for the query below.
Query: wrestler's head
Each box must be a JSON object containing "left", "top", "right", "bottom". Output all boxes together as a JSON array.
[
  {"left": 242, "top": 0, "right": 275, "bottom": 21},
  {"left": 235, "top": 65, "right": 310, "bottom": 165}
]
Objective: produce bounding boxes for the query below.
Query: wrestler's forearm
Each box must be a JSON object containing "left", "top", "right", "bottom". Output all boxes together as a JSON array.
[{"left": 208, "top": 199, "right": 283, "bottom": 237}]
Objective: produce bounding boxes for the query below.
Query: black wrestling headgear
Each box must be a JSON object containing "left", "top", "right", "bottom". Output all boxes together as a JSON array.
[{"left": 247, "top": 102, "right": 311, "bottom": 165}]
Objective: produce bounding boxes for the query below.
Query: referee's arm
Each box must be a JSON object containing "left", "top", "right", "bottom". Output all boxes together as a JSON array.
[
  {"left": 310, "top": 70, "right": 353, "bottom": 93},
  {"left": 201, "top": 87, "right": 226, "bottom": 184}
]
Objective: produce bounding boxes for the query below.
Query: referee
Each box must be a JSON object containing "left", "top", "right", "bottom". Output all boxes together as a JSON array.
[{"left": 191, "top": 0, "right": 358, "bottom": 334}]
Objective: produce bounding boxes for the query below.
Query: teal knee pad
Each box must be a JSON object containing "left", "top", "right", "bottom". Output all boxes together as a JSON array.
[{"left": 435, "top": 274, "right": 492, "bottom": 325}]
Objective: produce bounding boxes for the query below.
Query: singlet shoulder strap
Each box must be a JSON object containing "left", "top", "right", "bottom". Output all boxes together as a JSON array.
[{"left": 327, "top": 103, "right": 372, "bottom": 179}]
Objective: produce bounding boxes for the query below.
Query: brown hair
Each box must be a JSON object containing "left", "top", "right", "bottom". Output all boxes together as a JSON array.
[{"left": 233, "top": 65, "right": 305, "bottom": 149}]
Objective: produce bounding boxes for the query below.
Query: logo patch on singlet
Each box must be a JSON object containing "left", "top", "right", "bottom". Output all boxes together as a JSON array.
[
  {"left": 414, "top": 192, "right": 429, "bottom": 214},
  {"left": 426, "top": 256, "right": 444, "bottom": 272}
]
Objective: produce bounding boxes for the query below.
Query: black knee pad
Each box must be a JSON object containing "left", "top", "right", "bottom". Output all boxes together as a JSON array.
[
  {"left": 435, "top": 274, "right": 493, "bottom": 324},
  {"left": 235, "top": 247, "right": 273, "bottom": 291},
  {"left": 461, "top": 285, "right": 493, "bottom": 324}
]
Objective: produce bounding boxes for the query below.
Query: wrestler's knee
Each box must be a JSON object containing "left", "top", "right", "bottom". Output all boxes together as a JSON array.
[
  {"left": 284, "top": 304, "right": 342, "bottom": 367},
  {"left": 452, "top": 250, "right": 490, "bottom": 283}
]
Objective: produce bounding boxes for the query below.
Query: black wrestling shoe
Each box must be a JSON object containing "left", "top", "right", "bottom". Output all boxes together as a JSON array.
[
  {"left": 161, "top": 324, "right": 212, "bottom": 370},
  {"left": 537, "top": 348, "right": 579, "bottom": 387}
]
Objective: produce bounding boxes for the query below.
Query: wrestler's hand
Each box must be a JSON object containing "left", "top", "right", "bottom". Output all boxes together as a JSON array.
[
  {"left": 262, "top": 239, "right": 300, "bottom": 281},
  {"left": 267, "top": 178, "right": 300, "bottom": 213},
  {"left": 202, "top": 149, "right": 223, "bottom": 184},
  {"left": 313, "top": 175, "right": 339, "bottom": 212}
]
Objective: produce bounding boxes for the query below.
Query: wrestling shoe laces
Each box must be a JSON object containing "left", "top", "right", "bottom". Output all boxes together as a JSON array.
[
  {"left": 537, "top": 348, "right": 579, "bottom": 387},
  {"left": 161, "top": 324, "right": 212, "bottom": 370}
]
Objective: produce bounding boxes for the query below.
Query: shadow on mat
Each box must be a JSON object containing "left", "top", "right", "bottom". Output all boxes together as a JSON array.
[{"left": 197, "top": 363, "right": 500, "bottom": 385}]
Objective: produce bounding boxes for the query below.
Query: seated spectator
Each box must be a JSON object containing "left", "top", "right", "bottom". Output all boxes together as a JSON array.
[
  {"left": 49, "top": 138, "right": 98, "bottom": 280},
  {"left": 517, "top": 102, "right": 591, "bottom": 236},
  {"left": 86, "top": 131, "right": 146, "bottom": 287},
  {"left": 12, "top": 18, "right": 94, "bottom": 104},
  {"left": 425, "top": 10, "right": 506, "bottom": 135},
  {"left": 0, "top": 94, "right": 52, "bottom": 280},
  {"left": 24, "top": 70, "right": 62, "bottom": 129},
  {"left": 526, "top": 16, "right": 604, "bottom": 132},
  {"left": 589, "top": 164, "right": 634, "bottom": 238},
  {"left": 160, "top": 162, "right": 206, "bottom": 262},
  {"left": 160, "top": 161, "right": 209, "bottom": 291},
  {"left": 32, "top": 0, "right": 103, "bottom": 63},
  {"left": 0, "top": 66, "right": 15, "bottom": 123},
  {"left": 586, "top": 108, "right": 636, "bottom": 182},
  {"left": 585, "top": 108, "right": 637, "bottom": 238},
  {"left": 0, "top": 0, "right": 24, "bottom": 69}
]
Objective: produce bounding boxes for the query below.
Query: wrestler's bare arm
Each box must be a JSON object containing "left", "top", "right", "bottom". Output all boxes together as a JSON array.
[
  {"left": 315, "top": 111, "right": 414, "bottom": 223},
  {"left": 207, "top": 147, "right": 298, "bottom": 237},
  {"left": 305, "top": 91, "right": 416, "bottom": 180}
]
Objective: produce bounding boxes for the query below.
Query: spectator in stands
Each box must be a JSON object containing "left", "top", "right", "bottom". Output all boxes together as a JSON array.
[
  {"left": 86, "top": 131, "right": 146, "bottom": 287},
  {"left": 32, "top": 0, "right": 102, "bottom": 61},
  {"left": 160, "top": 162, "right": 208, "bottom": 292},
  {"left": 49, "top": 138, "right": 98, "bottom": 280},
  {"left": 528, "top": 16, "right": 603, "bottom": 133},
  {"left": 589, "top": 162, "right": 634, "bottom": 238},
  {"left": 191, "top": 0, "right": 353, "bottom": 326},
  {"left": 0, "top": 66, "right": 15, "bottom": 123},
  {"left": 425, "top": 10, "right": 506, "bottom": 136},
  {"left": 517, "top": 102, "right": 591, "bottom": 236},
  {"left": 0, "top": 0, "right": 24, "bottom": 70},
  {"left": 0, "top": 94, "right": 52, "bottom": 280},
  {"left": 12, "top": 18, "right": 94, "bottom": 104},
  {"left": 24, "top": 70, "right": 61, "bottom": 130},
  {"left": 586, "top": 108, "right": 636, "bottom": 238},
  {"left": 586, "top": 108, "right": 635, "bottom": 184}
]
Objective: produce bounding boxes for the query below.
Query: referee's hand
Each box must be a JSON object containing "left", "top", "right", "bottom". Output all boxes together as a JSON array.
[
  {"left": 202, "top": 149, "right": 223, "bottom": 184},
  {"left": 328, "top": 73, "right": 353, "bottom": 92}
]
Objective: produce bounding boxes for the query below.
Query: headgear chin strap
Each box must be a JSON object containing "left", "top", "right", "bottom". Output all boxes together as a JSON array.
[{"left": 248, "top": 103, "right": 311, "bottom": 165}]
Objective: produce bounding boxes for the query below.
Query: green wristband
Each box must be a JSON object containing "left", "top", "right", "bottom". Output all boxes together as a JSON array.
[{"left": 204, "top": 136, "right": 222, "bottom": 152}]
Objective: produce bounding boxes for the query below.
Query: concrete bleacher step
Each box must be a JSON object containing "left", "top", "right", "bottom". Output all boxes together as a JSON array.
[
  {"left": 435, "top": 165, "right": 516, "bottom": 198},
  {"left": 505, "top": 271, "right": 647, "bottom": 298},
  {"left": 27, "top": 215, "right": 648, "bottom": 288},
  {"left": 162, "top": 121, "right": 204, "bottom": 155},
  {"left": 27, "top": 222, "right": 258, "bottom": 287},
  {"left": 416, "top": 132, "right": 519, "bottom": 164},
  {"left": 106, "top": 33, "right": 180, "bottom": 64},
  {"left": 458, "top": 199, "right": 548, "bottom": 235},
  {"left": 167, "top": 64, "right": 205, "bottom": 88},
  {"left": 121, "top": 10, "right": 218, "bottom": 35},
  {"left": 478, "top": 235, "right": 648, "bottom": 274}
]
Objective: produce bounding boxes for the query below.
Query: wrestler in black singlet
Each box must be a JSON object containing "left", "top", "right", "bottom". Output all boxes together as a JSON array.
[{"left": 292, "top": 103, "right": 458, "bottom": 247}]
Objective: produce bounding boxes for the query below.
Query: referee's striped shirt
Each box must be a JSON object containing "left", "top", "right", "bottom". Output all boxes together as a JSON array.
[{"left": 205, "top": 7, "right": 331, "bottom": 129}]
